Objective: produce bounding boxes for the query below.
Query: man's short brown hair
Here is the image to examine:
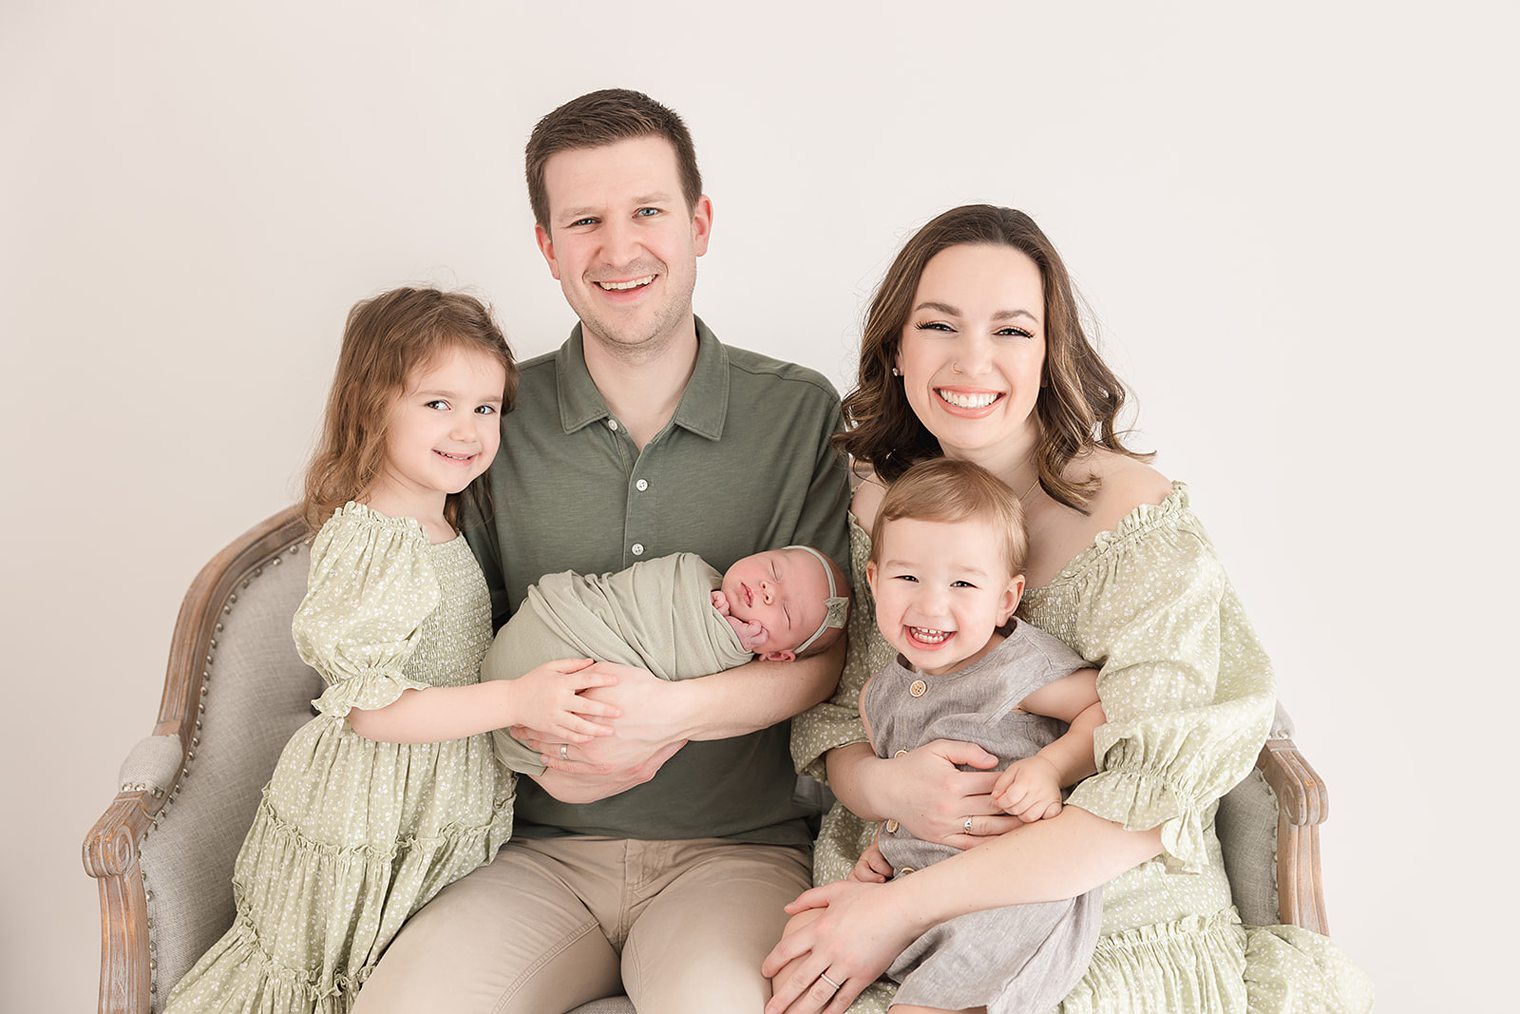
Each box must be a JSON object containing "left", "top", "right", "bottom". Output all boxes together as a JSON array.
[
  {"left": 525, "top": 88, "right": 702, "bottom": 230},
  {"left": 869, "top": 458, "right": 1029, "bottom": 577}
]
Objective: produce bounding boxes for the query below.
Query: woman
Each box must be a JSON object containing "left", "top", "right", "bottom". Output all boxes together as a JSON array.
[{"left": 766, "top": 206, "right": 1371, "bottom": 1013}]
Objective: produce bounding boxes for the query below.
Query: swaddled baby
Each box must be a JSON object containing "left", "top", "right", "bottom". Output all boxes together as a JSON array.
[{"left": 482, "top": 546, "right": 850, "bottom": 774}]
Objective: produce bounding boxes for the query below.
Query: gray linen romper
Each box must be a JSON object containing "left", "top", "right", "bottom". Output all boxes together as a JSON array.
[{"left": 863, "top": 621, "right": 1104, "bottom": 1014}]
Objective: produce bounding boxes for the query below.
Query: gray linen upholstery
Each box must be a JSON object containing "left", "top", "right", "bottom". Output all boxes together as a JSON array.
[
  {"left": 118, "top": 735, "right": 183, "bottom": 797},
  {"left": 137, "top": 543, "right": 321, "bottom": 1011},
  {"left": 1216, "top": 767, "right": 1281, "bottom": 926}
]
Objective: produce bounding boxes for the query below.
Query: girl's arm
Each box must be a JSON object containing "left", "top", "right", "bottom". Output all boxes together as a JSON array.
[{"left": 347, "top": 658, "right": 620, "bottom": 744}]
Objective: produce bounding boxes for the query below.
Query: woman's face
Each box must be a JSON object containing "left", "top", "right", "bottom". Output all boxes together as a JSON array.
[{"left": 895, "top": 243, "right": 1046, "bottom": 463}]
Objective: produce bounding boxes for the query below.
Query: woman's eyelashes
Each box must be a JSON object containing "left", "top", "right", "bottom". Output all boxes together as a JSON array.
[{"left": 910, "top": 320, "right": 1034, "bottom": 339}]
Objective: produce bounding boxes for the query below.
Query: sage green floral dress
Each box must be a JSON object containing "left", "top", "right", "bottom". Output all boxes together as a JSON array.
[
  {"left": 792, "top": 484, "right": 1373, "bottom": 1012},
  {"left": 167, "top": 504, "right": 515, "bottom": 1013}
]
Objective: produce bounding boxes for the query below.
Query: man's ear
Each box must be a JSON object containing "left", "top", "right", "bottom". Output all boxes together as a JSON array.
[
  {"left": 762, "top": 649, "right": 796, "bottom": 663},
  {"left": 535, "top": 223, "right": 561, "bottom": 281},
  {"left": 998, "top": 573, "right": 1027, "bottom": 625},
  {"left": 690, "top": 195, "right": 714, "bottom": 257}
]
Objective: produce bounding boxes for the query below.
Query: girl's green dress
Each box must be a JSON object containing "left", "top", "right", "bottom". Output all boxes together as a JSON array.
[
  {"left": 167, "top": 504, "right": 515, "bottom": 1013},
  {"left": 792, "top": 484, "right": 1374, "bottom": 1012}
]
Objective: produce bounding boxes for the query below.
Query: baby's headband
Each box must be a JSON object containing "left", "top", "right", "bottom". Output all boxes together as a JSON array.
[{"left": 786, "top": 545, "right": 850, "bottom": 655}]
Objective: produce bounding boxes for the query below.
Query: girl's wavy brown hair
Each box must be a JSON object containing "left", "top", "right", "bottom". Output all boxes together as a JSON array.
[
  {"left": 836, "top": 205, "right": 1148, "bottom": 513},
  {"left": 302, "top": 287, "right": 517, "bottom": 534}
]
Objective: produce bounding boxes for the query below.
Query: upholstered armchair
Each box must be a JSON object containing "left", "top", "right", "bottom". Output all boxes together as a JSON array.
[{"left": 83, "top": 507, "right": 1332, "bottom": 1014}]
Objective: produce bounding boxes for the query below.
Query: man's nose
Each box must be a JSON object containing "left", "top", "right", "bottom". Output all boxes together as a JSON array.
[{"left": 601, "top": 216, "right": 640, "bottom": 266}]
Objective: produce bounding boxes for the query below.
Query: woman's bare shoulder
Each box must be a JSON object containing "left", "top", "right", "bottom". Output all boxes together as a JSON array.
[
  {"left": 850, "top": 467, "right": 888, "bottom": 530},
  {"left": 1075, "top": 451, "right": 1172, "bottom": 530}
]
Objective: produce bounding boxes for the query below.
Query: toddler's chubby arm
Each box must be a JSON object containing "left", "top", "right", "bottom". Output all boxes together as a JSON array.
[
  {"left": 711, "top": 589, "right": 766, "bottom": 652},
  {"left": 991, "top": 668, "right": 1106, "bottom": 822}
]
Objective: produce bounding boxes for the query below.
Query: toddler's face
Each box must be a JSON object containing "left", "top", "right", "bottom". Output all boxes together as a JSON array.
[
  {"left": 720, "top": 549, "right": 832, "bottom": 657},
  {"left": 867, "top": 515, "right": 1022, "bottom": 675}
]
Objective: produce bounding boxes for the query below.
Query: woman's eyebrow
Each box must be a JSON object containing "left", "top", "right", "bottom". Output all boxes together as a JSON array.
[
  {"left": 913, "top": 300, "right": 960, "bottom": 315},
  {"left": 991, "top": 308, "right": 1040, "bottom": 323}
]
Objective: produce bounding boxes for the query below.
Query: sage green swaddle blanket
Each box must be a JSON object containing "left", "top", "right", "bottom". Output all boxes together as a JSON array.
[{"left": 481, "top": 551, "right": 752, "bottom": 774}]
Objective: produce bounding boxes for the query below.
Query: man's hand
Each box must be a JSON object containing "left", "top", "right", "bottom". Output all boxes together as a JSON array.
[
  {"left": 530, "top": 739, "right": 687, "bottom": 803},
  {"left": 991, "top": 755, "right": 1064, "bottom": 822},
  {"left": 511, "top": 661, "right": 691, "bottom": 777}
]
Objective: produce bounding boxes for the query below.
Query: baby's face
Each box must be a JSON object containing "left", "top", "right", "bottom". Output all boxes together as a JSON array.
[
  {"left": 866, "top": 515, "right": 1023, "bottom": 675},
  {"left": 720, "top": 548, "right": 832, "bottom": 656}
]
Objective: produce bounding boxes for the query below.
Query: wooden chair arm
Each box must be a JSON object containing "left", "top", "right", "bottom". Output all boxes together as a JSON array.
[
  {"left": 82, "top": 505, "right": 307, "bottom": 1014},
  {"left": 1256, "top": 737, "right": 1330, "bottom": 935}
]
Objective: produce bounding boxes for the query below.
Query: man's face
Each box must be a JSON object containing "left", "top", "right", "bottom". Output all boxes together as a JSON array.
[{"left": 535, "top": 135, "right": 712, "bottom": 359}]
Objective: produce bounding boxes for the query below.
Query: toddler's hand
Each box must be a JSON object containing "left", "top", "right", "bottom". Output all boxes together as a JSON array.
[
  {"left": 849, "top": 838, "right": 893, "bottom": 884},
  {"left": 991, "top": 755, "right": 1063, "bottom": 822},
  {"left": 510, "top": 658, "right": 622, "bottom": 744}
]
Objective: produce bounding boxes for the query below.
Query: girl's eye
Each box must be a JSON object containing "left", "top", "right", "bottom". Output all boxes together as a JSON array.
[
  {"left": 951, "top": 580, "right": 977, "bottom": 589},
  {"left": 425, "top": 399, "right": 450, "bottom": 411},
  {"left": 474, "top": 405, "right": 497, "bottom": 416},
  {"left": 893, "top": 574, "right": 919, "bottom": 583},
  {"left": 913, "top": 321, "right": 954, "bottom": 333}
]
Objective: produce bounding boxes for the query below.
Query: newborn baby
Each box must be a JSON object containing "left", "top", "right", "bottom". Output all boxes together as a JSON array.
[{"left": 482, "top": 545, "right": 849, "bottom": 775}]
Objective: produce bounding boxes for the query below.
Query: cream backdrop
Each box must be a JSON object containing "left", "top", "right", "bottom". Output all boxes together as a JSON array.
[{"left": 2, "top": 2, "right": 1513, "bottom": 1011}]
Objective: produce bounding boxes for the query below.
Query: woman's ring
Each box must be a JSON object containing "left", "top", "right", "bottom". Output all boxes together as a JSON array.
[
  {"left": 819, "top": 971, "right": 842, "bottom": 991},
  {"left": 963, "top": 816, "right": 974, "bottom": 833},
  {"left": 559, "top": 743, "right": 569, "bottom": 761}
]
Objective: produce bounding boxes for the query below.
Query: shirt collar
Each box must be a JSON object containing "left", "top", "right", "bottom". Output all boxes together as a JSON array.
[{"left": 554, "top": 317, "right": 730, "bottom": 441}]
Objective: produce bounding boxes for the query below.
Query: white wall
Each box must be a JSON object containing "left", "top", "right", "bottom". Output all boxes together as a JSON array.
[{"left": 3, "top": 2, "right": 1514, "bottom": 1010}]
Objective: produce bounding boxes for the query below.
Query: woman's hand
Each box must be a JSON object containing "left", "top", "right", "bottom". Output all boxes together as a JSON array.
[
  {"left": 869, "top": 739, "right": 1028, "bottom": 848},
  {"left": 762, "top": 880, "right": 922, "bottom": 1014}
]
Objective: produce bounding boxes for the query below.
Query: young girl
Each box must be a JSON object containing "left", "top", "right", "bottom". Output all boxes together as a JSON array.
[
  {"left": 166, "top": 288, "right": 618, "bottom": 1013},
  {"left": 852, "top": 457, "right": 1107, "bottom": 1014}
]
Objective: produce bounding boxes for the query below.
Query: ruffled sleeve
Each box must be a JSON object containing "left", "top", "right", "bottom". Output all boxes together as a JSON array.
[
  {"left": 791, "top": 516, "right": 896, "bottom": 780},
  {"left": 1028, "top": 487, "right": 1276, "bottom": 874},
  {"left": 292, "top": 504, "right": 441, "bottom": 719}
]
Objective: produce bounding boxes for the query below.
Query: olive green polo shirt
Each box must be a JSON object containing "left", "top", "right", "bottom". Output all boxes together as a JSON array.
[{"left": 462, "top": 317, "right": 850, "bottom": 845}]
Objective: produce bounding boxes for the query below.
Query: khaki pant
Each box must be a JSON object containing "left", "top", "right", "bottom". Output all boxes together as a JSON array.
[{"left": 353, "top": 837, "right": 812, "bottom": 1014}]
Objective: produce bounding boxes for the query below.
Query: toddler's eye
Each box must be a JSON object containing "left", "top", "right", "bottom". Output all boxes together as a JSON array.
[
  {"left": 951, "top": 580, "right": 977, "bottom": 589},
  {"left": 474, "top": 405, "right": 497, "bottom": 415},
  {"left": 894, "top": 574, "right": 919, "bottom": 583},
  {"left": 425, "top": 399, "right": 450, "bottom": 411}
]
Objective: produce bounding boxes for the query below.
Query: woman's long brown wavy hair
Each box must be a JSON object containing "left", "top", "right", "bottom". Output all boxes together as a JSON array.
[
  {"left": 836, "top": 205, "right": 1147, "bottom": 513},
  {"left": 302, "top": 287, "right": 517, "bottom": 534}
]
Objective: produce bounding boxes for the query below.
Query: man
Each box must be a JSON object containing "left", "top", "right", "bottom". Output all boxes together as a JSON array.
[{"left": 355, "top": 89, "right": 850, "bottom": 1012}]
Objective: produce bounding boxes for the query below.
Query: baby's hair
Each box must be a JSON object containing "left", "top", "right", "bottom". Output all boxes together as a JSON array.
[
  {"left": 302, "top": 287, "right": 517, "bottom": 534},
  {"left": 869, "top": 459, "right": 1028, "bottom": 576}
]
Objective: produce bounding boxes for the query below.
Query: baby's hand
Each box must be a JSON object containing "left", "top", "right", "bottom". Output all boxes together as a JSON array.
[
  {"left": 721, "top": 614, "right": 767, "bottom": 651},
  {"left": 710, "top": 589, "right": 731, "bottom": 616},
  {"left": 991, "top": 755, "right": 1064, "bottom": 822},
  {"left": 849, "top": 838, "right": 893, "bottom": 883}
]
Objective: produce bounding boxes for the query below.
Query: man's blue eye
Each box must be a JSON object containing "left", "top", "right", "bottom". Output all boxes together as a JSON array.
[
  {"left": 571, "top": 217, "right": 596, "bottom": 227},
  {"left": 635, "top": 207, "right": 659, "bottom": 217}
]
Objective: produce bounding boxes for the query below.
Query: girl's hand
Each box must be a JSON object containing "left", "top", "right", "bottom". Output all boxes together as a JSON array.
[
  {"left": 762, "top": 880, "right": 920, "bottom": 1014},
  {"left": 879, "top": 739, "right": 1027, "bottom": 848},
  {"left": 991, "top": 755, "right": 1064, "bottom": 822},
  {"left": 848, "top": 839, "right": 892, "bottom": 884},
  {"left": 507, "top": 658, "right": 621, "bottom": 743}
]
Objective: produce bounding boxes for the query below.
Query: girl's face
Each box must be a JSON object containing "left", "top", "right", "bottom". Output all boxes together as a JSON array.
[
  {"left": 867, "top": 515, "right": 1023, "bottom": 676},
  {"left": 374, "top": 345, "right": 507, "bottom": 509},
  {"left": 895, "top": 243, "right": 1047, "bottom": 464}
]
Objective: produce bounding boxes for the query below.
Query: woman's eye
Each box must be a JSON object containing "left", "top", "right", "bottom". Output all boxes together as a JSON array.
[
  {"left": 913, "top": 321, "right": 953, "bottom": 333},
  {"left": 995, "top": 326, "right": 1034, "bottom": 339}
]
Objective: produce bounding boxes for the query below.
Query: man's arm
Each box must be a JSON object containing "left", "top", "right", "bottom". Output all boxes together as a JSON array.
[{"left": 523, "top": 637, "right": 844, "bottom": 774}]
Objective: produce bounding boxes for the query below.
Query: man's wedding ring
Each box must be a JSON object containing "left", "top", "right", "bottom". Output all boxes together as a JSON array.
[
  {"left": 559, "top": 743, "right": 569, "bottom": 761},
  {"left": 819, "top": 971, "right": 842, "bottom": 991},
  {"left": 964, "top": 816, "right": 974, "bottom": 833}
]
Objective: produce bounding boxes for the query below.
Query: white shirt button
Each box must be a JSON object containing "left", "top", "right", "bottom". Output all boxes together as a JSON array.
[
  {"left": 631, "top": 543, "right": 645, "bottom": 556},
  {"left": 607, "top": 419, "right": 619, "bottom": 432},
  {"left": 635, "top": 479, "right": 649, "bottom": 492}
]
